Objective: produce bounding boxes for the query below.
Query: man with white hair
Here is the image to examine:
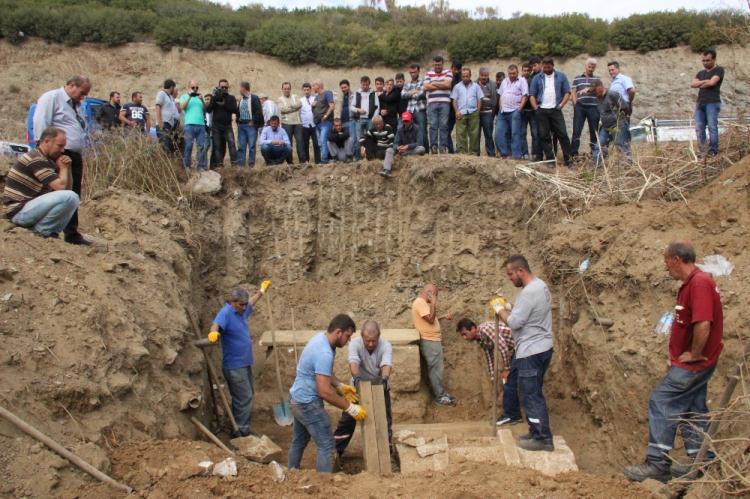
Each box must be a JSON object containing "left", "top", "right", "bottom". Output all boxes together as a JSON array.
[{"left": 571, "top": 58, "right": 602, "bottom": 158}]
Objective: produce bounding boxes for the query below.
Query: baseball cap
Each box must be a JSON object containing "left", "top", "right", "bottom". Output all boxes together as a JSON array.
[{"left": 401, "top": 111, "right": 412, "bottom": 122}]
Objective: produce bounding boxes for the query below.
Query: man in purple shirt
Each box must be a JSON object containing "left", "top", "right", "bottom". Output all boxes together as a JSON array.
[
  {"left": 260, "top": 115, "right": 291, "bottom": 165},
  {"left": 495, "top": 65, "right": 529, "bottom": 159}
]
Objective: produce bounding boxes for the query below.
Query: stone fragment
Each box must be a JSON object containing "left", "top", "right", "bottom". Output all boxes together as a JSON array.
[
  {"left": 416, "top": 436, "right": 448, "bottom": 458},
  {"left": 231, "top": 435, "right": 283, "bottom": 464},
  {"left": 190, "top": 170, "right": 222, "bottom": 194}
]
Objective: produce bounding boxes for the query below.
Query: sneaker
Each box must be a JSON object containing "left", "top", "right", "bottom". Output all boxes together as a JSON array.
[
  {"left": 518, "top": 438, "right": 554, "bottom": 452},
  {"left": 434, "top": 395, "right": 455, "bottom": 406},
  {"left": 623, "top": 462, "right": 671, "bottom": 483},
  {"left": 430, "top": 146, "right": 438, "bottom": 154},
  {"left": 445, "top": 393, "right": 457, "bottom": 404},
  {"left": 496, "top": 417, "right": 523, "bottom": 427},
  {"left": 64, "top": 232, "right": 92, "bottom": 246},
  {"left": 378, "top": 169, "right": 392, "bottom": 178}
]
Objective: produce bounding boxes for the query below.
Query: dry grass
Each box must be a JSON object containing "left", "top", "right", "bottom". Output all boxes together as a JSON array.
[
  {"left": 514, "top": 123, "right": 750, "bottom": 223},
  {"left": 83, "top": 130, "right": 191, "bottom": 209}
]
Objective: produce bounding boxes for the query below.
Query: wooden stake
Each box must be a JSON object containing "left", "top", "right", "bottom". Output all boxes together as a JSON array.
[
  {"left": 190, "top": 417, "right": 236, "bottom": 456},
  {"left": 0, "top": 404, "right": 133, "bottom": 494}
]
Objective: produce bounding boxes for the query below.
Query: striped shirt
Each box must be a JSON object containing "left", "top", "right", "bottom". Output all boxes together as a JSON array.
[
  {"left": 361, "top": 124, "right": 394, "bottom": 149},
  {"left": 2, "top": 149, "right": 59, "bottom": 218},
  {"left": 402, "top": 79, "right": 426, "bottom": 113},
  {"left": 424, "top": 69, "right": 453, "bottom": 105},
  {"left": 572, "top": 73, "right": 602, "bottom": 107},
  {"left": 475, "top": 321, "right": 515, "bottom": 382}
]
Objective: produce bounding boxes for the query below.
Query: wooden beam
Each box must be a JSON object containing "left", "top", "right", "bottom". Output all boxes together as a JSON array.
[
  {"left": 358, "top": 381, "right": 380, "bottom": 474},
  {"left": 259, "top": 329, "right": 420, "bottom": 347},
  {"left": 371, "top": 384, "right": 392, "bottom": 476}
]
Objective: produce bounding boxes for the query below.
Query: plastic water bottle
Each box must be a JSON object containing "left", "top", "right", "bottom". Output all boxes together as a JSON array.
[
  {"left": 654, "top": 313, "right": 667, "bottom": 334},
  {"left": 578, "top": 258, "right": 590, "bottom": 273},
  {"left": 270, "top": 460, "right": 285, "bottom": 482},
  {"left": 662, "top": 312, "right": 674, "bottom": 335}
]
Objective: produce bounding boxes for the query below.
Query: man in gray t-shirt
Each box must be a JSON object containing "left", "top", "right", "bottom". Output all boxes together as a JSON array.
[
  {"left": 333, "top": 320, "right": 393, "bottom": 457},
  {"left": 498, "top": 254, "right": 555, "bottom": 452}
]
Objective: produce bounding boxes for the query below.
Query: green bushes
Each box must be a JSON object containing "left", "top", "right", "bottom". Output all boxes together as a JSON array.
[{"left": 0, "top": 0, "right": 746, "bottom": 66}]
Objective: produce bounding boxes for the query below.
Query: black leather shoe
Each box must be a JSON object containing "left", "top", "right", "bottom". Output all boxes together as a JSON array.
[{"left": 64, "top": 232, "right": 92, "bottom": 245}]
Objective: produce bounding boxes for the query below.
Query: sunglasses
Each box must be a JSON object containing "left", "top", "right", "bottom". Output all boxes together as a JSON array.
[{"left": 191, "top": 86, "right": 199, "bottom": 90}]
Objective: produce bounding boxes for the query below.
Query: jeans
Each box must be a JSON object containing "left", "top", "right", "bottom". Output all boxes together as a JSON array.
[
  {"left": 594, "top": 122, "right": 632, "bottom": 165},
  {"left": 537, "top": 108, "right": 571, "bottom": 163},
  {"left": 334, "top": 382, "right": 393, "bottom": 454},
  {"left": 501, "top": 359, "right": 522, "bottom": 421},
  {"left": 384, "top": 146, "right": 426, "bottom": 172},
  {"left": 515, "top": 349, "right": 553, "bottom": 440},
  {"left": 344, "top": 121, "right": 358, "bottom": 159},
  {"left": 222, "top": 366, "right": 254, "bottom": 436},
  {"left": 183, "top": 124, "right": 207, "bottom": 171},
  {"left": 479, "top": 112, "right": 496, "bottom": 156},
  {"left": 412, "top": 110, "right": 429, "bottom": 150},
  {"left": 211, "top": 124, "right": 237, "bottom": 167},
  {"left": 316, "top": 120, "right": 333, "bottom": 162},
  {"left": 521, "top": 110, "right": 540, "bottom": 159},
  {"left": 695, "top": 102, "right": 720, "bottom": 156},
  {"left": 328, "top": 138, "right": 354, "bottom": 162},
  {"left": 261, "top": 143, "right": 292, "bottom": 165},
  {"left": 427, "top": 103, "right": 450, "bottom": 151},
  {"left": 646, "top": 366, "right": 716, "bottom": 470},
  {"left": 61, "top": 149, "right": 83, "bottom": 236},
  {"left": 301, "top": 126, "right": 320, "bottom": 164},
  {"left": 496, "top": 110, "right": 524, "bottom": 158},
  {"left": 235, "top": 123, "right": 258, "bottom": 166},
  {"left": 157, "top": 122, "right": 179, "bottom": 155},
  {"left": 355, "top": 118, "right": 372, "bottom": 160},
  {"left": 454, "top": 111, "right": 480, "bottom": 155},
  {"left": 571, "top": 104, "right": 600, "bottom": 156},
  {"left": 288, "top": 398, "right": 335, "bottom": 473},
  {"left": 420, "top": 339, "right": 446, "bottom": 398},
  {"left": 11, "top": 190, "right": 80, "bottom": 236}
]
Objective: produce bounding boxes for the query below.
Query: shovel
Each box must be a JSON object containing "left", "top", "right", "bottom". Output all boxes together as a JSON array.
[{"left": 266, "top": 292, "right": 293, "bottom": 426}]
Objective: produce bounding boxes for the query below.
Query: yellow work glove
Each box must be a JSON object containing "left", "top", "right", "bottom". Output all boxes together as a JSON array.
[
  {"left": 208, "top": 331, "right": 220, "bottom": 343},
  {"left": 489, "top": 296, "right": 512, "bottom": 315},
  {"left": 337, "top": 383, "right": 359, "bottom": 403},
  {"left": 260, "top": 279, "right": 272, "bottom": 294},
  {"left": 346, "top": 403, "right": 367, "bottom": 422}
]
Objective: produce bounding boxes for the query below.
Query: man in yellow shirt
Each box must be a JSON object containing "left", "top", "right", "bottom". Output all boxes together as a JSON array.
[{"left": 412, "top": 283, "right": 455, "bottom": 406}]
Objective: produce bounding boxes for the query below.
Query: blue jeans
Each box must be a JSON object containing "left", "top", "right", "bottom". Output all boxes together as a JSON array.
[
  {"left": 479, "top": 112, "right": 496, "bottom": 156},
  {"left": 316, "top": 120, "right": 333, "bottom": 162},
  {"left": 695, "top": 102, "right": 720, "bottom": 156},
  {"left": 288, "top": 398, "right": 335, "bottom": 472},
  {"left": 11, "top": 190, "right": 80, "bottom": 236},
  {"left": 427, "top": 103, "right": 450, "bottom": 151},
  {"left": 646, "top": 365, "right": 716, "bottom": 469},
  {"left": 183, "top": 124, "right": 207, "bottom": 171},
  {"left": 496, "top": 110, "right": 524, "bottom": 158},
  {"left": 222, "top": 366, "right": 254, "bottom": 436},
  {"left": 515, "top": 349, "right": 553, "bottom": 440},
  {"left": 413, "top": 109, "right": 429, "bottom": 150},
  {"left": 521, "top": 110, "right": 540, "bottom": 159},
  {"left": 261, "top": 143, "right": 292, "bottom": 165},
  {"left": 235, "top": 123, "right": 258, "bottom": 166},
  {"left": 571, "top": 104, "right": 600, "bottom": 156},
  {"left": 594, "top": 122, "right": 632, "bottom": 165},
  {"left": 344, "top": 120, "right": 358, "bottom": 159},
  {"left": 355, "top": 118, "right": 372, "bottom": 160},
  {"left": 501, "top": 359, "right": 522, "bottom": 421}
]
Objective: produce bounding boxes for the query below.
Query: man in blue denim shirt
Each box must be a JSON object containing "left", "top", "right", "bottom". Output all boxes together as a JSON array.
[
  {"left": 529, "top": 57, "right": 572, "bottom": 166},
  {"left": 288, "top": 314, "right": 367, "bottom": 473},
  {"left": 207, "top": 282, "right": 270, "bottom": 437}
]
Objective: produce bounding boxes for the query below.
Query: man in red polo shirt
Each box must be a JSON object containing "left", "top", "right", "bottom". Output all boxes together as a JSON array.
[{"left": 624, "top": 241, "right": 723, "bottom": 483}]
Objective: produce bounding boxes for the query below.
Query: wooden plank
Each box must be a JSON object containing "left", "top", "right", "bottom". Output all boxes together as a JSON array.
[
  {"left": 371, "top": 384, "right": 392, "bottom": 476},
  {"left": 392, "top": 421, "right": 495, "bottom": 440},
  {"left": 259, "top": 329, "right": 420, "bottom": 347},
  {"left": 358, "top": 381, "right": 380, "bottom": 474}
]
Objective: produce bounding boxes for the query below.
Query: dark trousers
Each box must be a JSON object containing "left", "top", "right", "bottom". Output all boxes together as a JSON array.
[
  {"left": 446, "top": 112, "right": 455, "bottom": 153},
  {"left": 362, "top": 137, "right": 388, "bottom": 160},
  {"left": 333, "top": 384, "right": 393, "bottom": 455},
  {"left": 223, "top": 366, "right": 254, "bottom": 436},
  {"left": 571, "top": 104, "right": 600, "bottom": 156},
  {"left": 62, "top": 149, "right": 83, "bottom": 236},
  {"left": 521, "top": 110, "right": 540, "bottom": 159},
  {"left": 157, "top": 122, "right": 180, "bottom": 155},
  {"left": 537, "top": 108, "right": 571, "bottom": 163},
  {"left": 301, "top": 125, "right": 320, "bottom": 164},
  {"left": 646, "top": 365, "right": 716, "bottom": 470},
  {"left": 504, "top": 349, "right": 553, "bottom": 440},
  {"left": 283, "top": 123, "right": 304, "bottom": 164},
  {"left": 211, "top": 124, "right": 237, "bottom": 167},
  {"left": 479, "top": 112, "right": 496, "bottom": 156}
]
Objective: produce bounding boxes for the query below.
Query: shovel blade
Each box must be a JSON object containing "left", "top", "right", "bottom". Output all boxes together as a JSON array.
[{"left": 273, "top": 401, "right": 293, "bottom": 426}]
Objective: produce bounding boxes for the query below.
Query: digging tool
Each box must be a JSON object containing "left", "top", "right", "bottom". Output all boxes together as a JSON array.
[
  {"left": 186, "top": 308, "right": 240, "bottom": 435},
  {"left": 266, "top": 291, "right": 293, "bottom": 426},
  {"left": 489, "top": 296, "right": 511, "bottom": 435},
  {"left": 190, "top": 417, "right": 236, "bottom": 456},
  {"left": 0, "top": 404, "right": 134, "bottom": 494}
]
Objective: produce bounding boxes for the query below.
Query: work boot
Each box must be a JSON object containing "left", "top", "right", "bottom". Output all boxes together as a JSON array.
[
  {"left": 434, "top": 395, "right": 455, "bottom": 406},
  {"left": 518, "top": 438, "right": 554, "bottom": 452},
  {"left": 518, "top": 432, "right": 534, "bottom": 441},
  {"left": 623, "top": 462, "right": 671, "bottom": 483},
  {"left": 496, "top": 417, "right": 523, "bottom": 427},
  {"left": 64, "top": 232, "right": 92, "bottom": 246},
  {"left": 378, "top": 169, "right": 392, "bottom": 178}
]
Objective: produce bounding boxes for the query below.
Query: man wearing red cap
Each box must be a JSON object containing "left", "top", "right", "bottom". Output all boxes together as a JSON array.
[{"left": 379, "top": 111, "right": 426, "bottom": 177}]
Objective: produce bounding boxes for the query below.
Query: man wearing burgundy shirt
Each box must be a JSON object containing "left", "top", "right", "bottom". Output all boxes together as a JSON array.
[{"left": 624, "top": 241, "right": 723, "bottom": 483}]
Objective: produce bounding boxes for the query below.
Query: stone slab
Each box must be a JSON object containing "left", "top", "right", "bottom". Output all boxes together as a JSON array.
[
  {"left": 515, "top": 435, "right": 579, "bottom": 476},
  {"left": 396, "top": 436, "right": 449, "bottom": 475},
  {"left": 230, "top": 435, "right": 282, "bottom": 464},
  {"left": 449, "top": 434, "right": 521, "bottom": 466},
  {"left": 392, "top": 421, "right": 495, "bottom": 441},
  {"left": 259, "top": 329, "right": 420, "bottom": 347}
]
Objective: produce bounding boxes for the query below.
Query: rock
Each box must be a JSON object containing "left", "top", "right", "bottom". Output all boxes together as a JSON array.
[
  {"left": 190, "top": 170, "right": 222, "bottom": 194},
  {"left": 402, "top": 436, "right": 426, "bottom": 447},
  {"left": 639, "top": 478, "right": 672, "bottom": 498},
  {"left": 393, "top": 429, "right": 416, "bottom": 443},
  {"left": 212, "top": 458, "right": 237, "bottom": 477},
  {"left": 231, "top": 435, "right": 282, "bottom": 464},
  {"left": 101, "top": 262, "right": 116, "bottom": 273},
  {"left": 1, "top": 293, "right": 12, "bottom": 302},
  {"left": 416, "top": 436, "right": 449, "bottom": 457}
]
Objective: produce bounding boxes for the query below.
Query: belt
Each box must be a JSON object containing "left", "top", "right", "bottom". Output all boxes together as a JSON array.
[{"left": 238, "top": 120, "right": 251, "bottom": 124}]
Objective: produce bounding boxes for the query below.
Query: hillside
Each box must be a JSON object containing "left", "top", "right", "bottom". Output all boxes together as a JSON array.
[{"left": 0, "top": 40, "right": 749, "bottom": 142}]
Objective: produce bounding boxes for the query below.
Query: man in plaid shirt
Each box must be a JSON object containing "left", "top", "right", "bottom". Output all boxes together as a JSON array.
[{"left": 457, "top": 318, "right": 519, "bottom": 426}]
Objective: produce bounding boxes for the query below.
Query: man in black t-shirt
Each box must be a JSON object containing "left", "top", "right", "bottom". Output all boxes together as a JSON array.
[
  {"left": 96, "top": 91, "right": 121, "bottom": 129},
  {"left": 690, "top": 49, "right": 724, "bottom": 156},
  {"left": 119, "top": 91, "right": 150, "bottom": 134}
]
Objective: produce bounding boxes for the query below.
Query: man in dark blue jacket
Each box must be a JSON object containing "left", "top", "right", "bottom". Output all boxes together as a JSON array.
[{"left": 529, "top": 57, "right": 573, "bottom": 167}]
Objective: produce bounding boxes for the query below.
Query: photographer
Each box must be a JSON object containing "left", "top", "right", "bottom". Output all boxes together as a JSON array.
[
  {"left": 206, "top": 79, "right": 239, "bottom": 168},
  {"left": 177, "top": 80, "right": 208, "bottom": 172}
]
